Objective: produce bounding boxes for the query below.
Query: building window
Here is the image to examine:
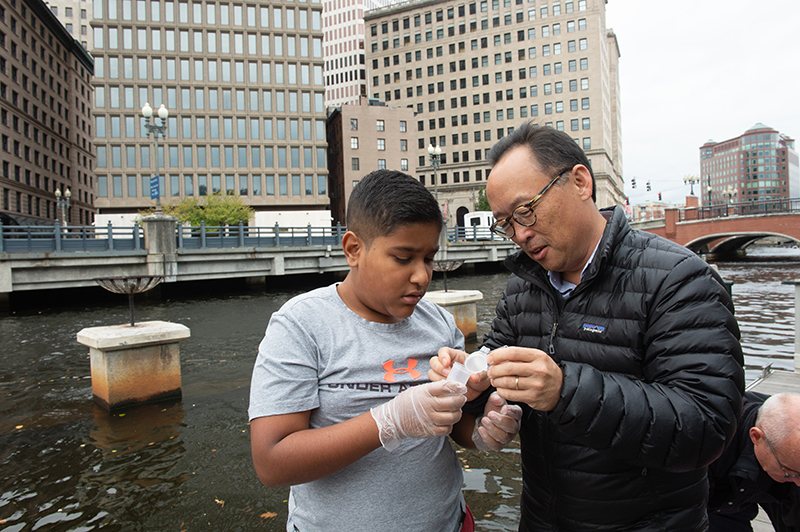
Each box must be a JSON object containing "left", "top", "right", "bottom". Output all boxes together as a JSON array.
[
  {"left": 400, "top": 120, "right": 407, "bottom": 132},
  {"left": 378, "top": 159, "right": 386, "bottom": 170},
  {"left": 351, "top": 137, "right": 358, "bottom": 149},
  {"left": 350, "top": 118, "right": 358, "bottom": 130},
  {"left": 352, "top": 157, "right": 359, "bottom": 170},
  {"left": 377, "top": 138, "right": 385, "bottom": 150},
  {"left": 401, "top": 158, "right": 408, "bottom": 171},
  {"left": 377, "top": 120, "right": 385, "bottom": 131},
  {"left": 582, "top": 137, "right": 591, "bottom": 149}
]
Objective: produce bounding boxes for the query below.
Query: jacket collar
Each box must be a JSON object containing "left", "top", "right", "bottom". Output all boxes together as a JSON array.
[{"left": 503, "top": 205, "right": 628, "bottom": 289}]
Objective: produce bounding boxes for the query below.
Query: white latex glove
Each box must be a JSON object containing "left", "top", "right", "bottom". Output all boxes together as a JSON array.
[
  {"left": 472, "top": 392, "right": 523, "bottom": 451},
  {"left": 371, "top": 380, "right": 467, "bottom": 451}
]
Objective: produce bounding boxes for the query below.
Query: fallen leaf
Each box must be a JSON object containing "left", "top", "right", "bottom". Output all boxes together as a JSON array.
[
  {"left": 15, "top": 425, "right": 23, "bottom": 429},
  {"left": 260, "top": 512, "right": 278, "bottom": 519},
  {"left": 215, "top": 498, "right": 225, "bottom": 507}
]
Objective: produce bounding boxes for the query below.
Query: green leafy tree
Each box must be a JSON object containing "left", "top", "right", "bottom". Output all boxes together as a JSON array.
[
  {"left": 138, "top": 192, "right": 254, "bottom": 226},
  {"left": 475, "top": 187, "right": 491, "bottom": 211}
]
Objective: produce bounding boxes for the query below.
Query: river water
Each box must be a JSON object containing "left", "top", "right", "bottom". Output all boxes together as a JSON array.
[{"left": 0, "top": 251, "right": 798, "bottom": 531}]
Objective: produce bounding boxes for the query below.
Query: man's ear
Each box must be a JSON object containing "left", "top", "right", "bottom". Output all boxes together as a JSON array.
[
  {"left": 341, "top": 231, "right": 363, "bottom": 267},
  {"left": 572, "top": 165, "right": 594, "bottom": 201},
  {"left": 750, "top": 426, "right": 764, "bottom": 446}
]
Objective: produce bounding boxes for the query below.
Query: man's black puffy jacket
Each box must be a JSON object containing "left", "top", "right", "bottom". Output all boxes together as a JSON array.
[{"left": 482, "top": 206, "right": 744, "bottom": 531}]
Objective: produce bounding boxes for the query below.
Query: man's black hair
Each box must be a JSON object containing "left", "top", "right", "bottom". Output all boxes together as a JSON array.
[
  {"left": 346, "top": 169, "right": 442, "bottom": 243},
  {"left": 488, "top": 122, "right": 596, "bottom": 201}
]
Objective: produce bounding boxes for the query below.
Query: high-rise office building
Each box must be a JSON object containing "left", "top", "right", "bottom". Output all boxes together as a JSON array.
[
  {"left": 322, "top": 0, "right": 403, "bottom": 108},
  {"left": 0, "top": 0, "right": 95, "bottom": 226},
  {"left": 42, "top": 0, "right": 91, "bottom": 49},
  {"left": 364, "top": 0, "right": 624, "bottom": 226},
  {"left": 700, "top": 123, "right": 798, "bottom": 205},
  {"left": 90, "top": 0, "right": 330, "bottom": 223}
]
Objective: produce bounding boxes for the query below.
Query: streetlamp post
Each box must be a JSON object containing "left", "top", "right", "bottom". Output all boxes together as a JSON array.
[
  {"left": 723, "top": 185, "right": 738, "bottom": 216},
  {"left": 683, "top": 175, "right": 699, "bottom": 196},
  {"left": 55, "top": 187, "right": 71, "bottom": 225},
  {"left": 706, "top": 174, "right": 712, "bottom": 206},
  {"left": 427, "top": 143, "right": 442, "bottom": 212},
  {"left": 141, "top": 102, "right": 169, "bottom": 213}
]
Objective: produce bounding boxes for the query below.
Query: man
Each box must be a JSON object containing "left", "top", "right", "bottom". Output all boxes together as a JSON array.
[
  {"left": 436, "top": 123, "right": 744, "bottom": 531},
  {"left": 708, "top": 392, "right": 800, "bottom": 532}
]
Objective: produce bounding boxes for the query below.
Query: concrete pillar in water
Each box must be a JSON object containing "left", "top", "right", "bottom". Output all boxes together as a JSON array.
[
  {"left": 77, "top": 321, "right": 190, "bottom": 411},
  {"left": 424, "top": 290, "right": 483, "bottom": 341},
  {"left": 781, "top": 281, "right": 800, "bottom": 373}
]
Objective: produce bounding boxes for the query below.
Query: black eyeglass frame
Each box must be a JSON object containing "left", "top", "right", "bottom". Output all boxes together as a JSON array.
[
  {"left": 762, "top": 430, "right": 800, "bottom": 479},
  {"left": 489, "top": 167, "right": 573, "bottom": 239}
]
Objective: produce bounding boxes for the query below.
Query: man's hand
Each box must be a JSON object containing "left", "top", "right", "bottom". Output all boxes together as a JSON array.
[
  {"left": 429, "top": 346, "right": 491, "bottom": 402},
  {"left": 472, "top": 392, "right": 523, "bottom": 451},
  {"left": 487, "top": 346, "right": 563, "bottom": 411}
]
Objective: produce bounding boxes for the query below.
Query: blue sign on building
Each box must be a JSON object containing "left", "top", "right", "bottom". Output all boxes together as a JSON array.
[{"left": 150, "top": 175, "right": 160, "bottom": 200}]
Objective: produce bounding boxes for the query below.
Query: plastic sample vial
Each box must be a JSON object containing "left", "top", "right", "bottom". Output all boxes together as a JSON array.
[
  {"left": 446, "top": 362, "right": 472, "bottom": 386},
  {"left": 464, "top": 346, "right": 491, "bottom": 373}
]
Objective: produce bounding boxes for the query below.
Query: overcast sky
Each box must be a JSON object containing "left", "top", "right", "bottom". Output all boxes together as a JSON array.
[{"left": 604, "top": 0, "right": 800, "bottom": 205}]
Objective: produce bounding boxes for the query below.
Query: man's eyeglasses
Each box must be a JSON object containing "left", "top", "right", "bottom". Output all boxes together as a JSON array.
[
  {"left": 490, "top": 168, "right": 572, "bottom": 239},
  {"left": 762, "top": 430, "right": 800, "bottom": 479}
]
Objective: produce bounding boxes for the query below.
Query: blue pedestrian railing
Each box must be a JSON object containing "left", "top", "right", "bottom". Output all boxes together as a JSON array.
[
  {"left": 176, "top": 222, "right": 347, "bottom": 249},
  {"left": 0, "top": 221, "right": 144, "bottom": 253},
  {"left": 2, "top": 220, "right": 516, "bottom": 254}
]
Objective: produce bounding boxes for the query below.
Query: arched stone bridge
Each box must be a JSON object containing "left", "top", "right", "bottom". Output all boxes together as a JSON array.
[{"left": 638, "top": 200, "right": 800, "bottom": 259}]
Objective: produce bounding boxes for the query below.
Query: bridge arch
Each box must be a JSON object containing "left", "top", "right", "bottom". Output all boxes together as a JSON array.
[{"left": 684, "top": 232, "right": 800, "bottom": 256}]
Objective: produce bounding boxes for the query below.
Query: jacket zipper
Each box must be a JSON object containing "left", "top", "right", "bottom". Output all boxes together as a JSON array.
[{"left": 548, "top": 321, "right": 559, "bottom": 357}]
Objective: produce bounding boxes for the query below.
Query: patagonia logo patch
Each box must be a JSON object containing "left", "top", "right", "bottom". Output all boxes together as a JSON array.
[{"left": 581, "top": 323, "right": 606, "bottom": 334}]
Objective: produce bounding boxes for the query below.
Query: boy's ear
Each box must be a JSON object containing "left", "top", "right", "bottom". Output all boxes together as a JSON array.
[{"left": 341, "top": 231, "right": 363, "bottom": 267}]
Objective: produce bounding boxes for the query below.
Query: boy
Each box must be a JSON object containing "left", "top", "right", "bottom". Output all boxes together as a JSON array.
[{"left": 248, "top": 170, "right": 521, "bottom": 532}]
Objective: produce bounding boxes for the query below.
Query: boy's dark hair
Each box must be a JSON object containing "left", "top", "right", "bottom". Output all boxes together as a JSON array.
[
  {"left": 488, "top": 122, "right": 596, "bottom": 202},
  {"left": 346, "top": 170, "right": 442, "bottom": 243}
]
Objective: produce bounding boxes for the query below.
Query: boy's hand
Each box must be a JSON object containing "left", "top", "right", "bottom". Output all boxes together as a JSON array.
[
  {"left": 429, "top": 347, "right": 491, "bottom": 401},
  {"left": 472, "top": 392, "right": 523, "bottom": 451},
  {"left": 370, "top": 380, "right": 467, "bottom": 451}
]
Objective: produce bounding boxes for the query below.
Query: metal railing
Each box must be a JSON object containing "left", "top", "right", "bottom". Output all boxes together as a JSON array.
[
  {"left": 176, "top": 222, "right": 347, "bottom": 249},
  {"left": 678, "top": 198, "right": 800, "bottom": 222},
  {"left": 0, "top": 222, "right": 144, "bottom": 253},
  {"left": 448, "top": 225, "right": 503, "bottom": 242}
]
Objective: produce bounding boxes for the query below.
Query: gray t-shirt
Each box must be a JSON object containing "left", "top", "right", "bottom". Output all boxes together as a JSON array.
[{"left": 249, "top": 283, "right": 466, "bottom": 532}]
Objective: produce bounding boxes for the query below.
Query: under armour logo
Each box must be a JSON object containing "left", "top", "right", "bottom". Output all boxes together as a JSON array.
[{"left": 382, "top": 359, "right": 422, "bottom": 383}]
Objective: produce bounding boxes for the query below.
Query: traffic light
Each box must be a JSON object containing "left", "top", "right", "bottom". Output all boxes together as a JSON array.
[
  {"left": 658, "top": 192, "right": 662, "bottom": 201},
  {"left": 646, "top": 181, "right": 651, "bottom": 192},
  {"left": 631, "top": 177, "right": 637, "bottom": 188}
]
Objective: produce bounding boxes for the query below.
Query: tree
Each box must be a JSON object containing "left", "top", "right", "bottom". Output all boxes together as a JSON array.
[
  {"left": 475, "top": 187, "right": 491, "bottom": 211},
  {"left": 138, "top": 192, "right": 255, "bottom": 226}
]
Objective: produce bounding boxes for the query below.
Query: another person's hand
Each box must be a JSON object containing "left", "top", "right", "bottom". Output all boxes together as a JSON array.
[
  {"left": 472, "top": 392, "right": 523, "bottom": 451},
  {"left": 429, "top": 347, "right": 491, "bottom": 401},
  {"left": 487, "top": 346, "right": 563, "bottom": 411},
  {"left": 370, "top": 380, "right": 467, "bottom": 451}
]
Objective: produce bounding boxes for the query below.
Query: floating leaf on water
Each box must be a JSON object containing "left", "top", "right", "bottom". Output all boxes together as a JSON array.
[
  {"left": 15, "top": 425, "right": 23, "bottom": 429},
  {"left": 215, "top": 498, "right": 225, "bottom": 507},
  {"left": 260, "top": 512, "right": 278, "bottom": 519}
]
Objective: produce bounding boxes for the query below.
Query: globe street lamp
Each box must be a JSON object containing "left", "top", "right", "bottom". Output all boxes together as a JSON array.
[
  {"left": 141, "top": 103, "right": 169, "bottom": 212},
  {"left": 427, "top": 144, "right": 442, "bottom": 211},
  {"left": 683, "top": 175, "right": 699, "bottom": 195},
  {"left": 723, "top": 185, "right": 738, "bottom": 216},
  {"left": 55, "top": 187, "right": 71, "bottom": 225}
]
